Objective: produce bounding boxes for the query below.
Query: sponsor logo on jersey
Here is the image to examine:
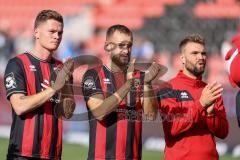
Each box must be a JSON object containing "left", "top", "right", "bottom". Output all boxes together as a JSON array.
[
  {"left": 29, "top": 65, "right": 36, "bottom": 71},
  {"left": 103, "top": 78, "right": 111, "bottom": 84},
  {"left": 180, "top": 91, "right": 189, "bottom": 99},
  {"left": 41, "top": 79, "right": 50, "bottom": 90}
]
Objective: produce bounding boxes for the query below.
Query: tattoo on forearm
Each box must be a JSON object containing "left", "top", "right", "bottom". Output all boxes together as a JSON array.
[{"left": 20, "top": 95, "right": 27, "bottom": 100}]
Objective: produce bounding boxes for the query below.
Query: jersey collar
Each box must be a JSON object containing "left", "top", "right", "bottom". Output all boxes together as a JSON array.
[{"left": 177, "top": 70, "right": 205, "bottom": 88}]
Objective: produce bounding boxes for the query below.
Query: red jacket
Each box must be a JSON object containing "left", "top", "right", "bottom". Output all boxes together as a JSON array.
[{"left": 158, "top": 71, "right": 229, "bottom": 160}]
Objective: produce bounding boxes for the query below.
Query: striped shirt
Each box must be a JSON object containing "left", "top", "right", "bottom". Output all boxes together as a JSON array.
[
  {"left": 4, "top": 53, "right": 62, "bottom": 159},
  {"left": 82, "top": 65, "right": 144, "bottom": 160}
]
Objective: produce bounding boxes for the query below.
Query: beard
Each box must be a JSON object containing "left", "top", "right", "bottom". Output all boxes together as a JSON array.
[
  {"left": 111, "top": 53, "right": 130, "bottom": 67},
  {"left": 185, "top": 59, "right": 206, "bottom": 77}
]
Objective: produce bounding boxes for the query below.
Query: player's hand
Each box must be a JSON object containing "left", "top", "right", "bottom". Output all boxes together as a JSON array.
[
  {"left": 199, "top": 81, "right": 223, "bottom": 108},
  {"left": 52, "top": 59, "right": 74, "bottom": 92},
  {"left": 62, "top": 97, "right": 75, "bottom": 119},
  {"left": 144, "top": 62, "right": 161, "bottom": 84},
  {"left": 126, "top": 58, "right": 136, "bottom": 81}
]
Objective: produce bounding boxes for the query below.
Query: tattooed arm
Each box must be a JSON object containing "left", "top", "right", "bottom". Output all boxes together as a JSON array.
[{"left": 9, "top": 88, "right": 56, "bottom": 116}]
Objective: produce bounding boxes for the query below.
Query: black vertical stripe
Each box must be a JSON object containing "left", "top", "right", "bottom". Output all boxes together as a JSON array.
[
  {"left": 28, "top": 54, "right": 44, "bottom": 156},
  {"left": 104, "top": 66, "right": 117, "bottom": 159},
  {"left": 236, "top": 90, "right": 240, "bottom": 127},
  {"left": 138, "top": 123, "right": 142, "bottom": 159},
  {"left": 49, "top": 61, "right": 58, "bottom": 158},
  {"left": 105, "top": 112, "right": 117, "bottom": 159},
  {"left": 49, "top": 114, "right": 58, "bottom": 158},
  {"left": 140, "top": 72, "right": 145, "bottom": 97},
  {"left": 88, "top": 112, "right": 97, "bottom": 160},
  {"left": 49, "top": 119, "right": 58, "bottom": 158},
  {"left": 8, "top": 111, "right": 25, "bottom": 155},
  {"left": 125, "top": 84, "right": 136, "bottom": 159},
  {"left": 138, "top": 71, "right": 144, "bottom": 159}
]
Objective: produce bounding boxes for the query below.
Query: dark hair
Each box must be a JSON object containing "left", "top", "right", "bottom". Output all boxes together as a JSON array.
[
  {"left": 106, "top": 24, "right": 132, "bottom": 40},
  {"left": 179, "top": 33, "right": 205, "bottom": 52},
  {"left": 34, "top": 10, "right": 63, "bottom": 29}
]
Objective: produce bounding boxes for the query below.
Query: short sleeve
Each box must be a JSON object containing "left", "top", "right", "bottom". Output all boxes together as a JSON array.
[
  {"left": 82, "top": 69, "right": 103, "bottom": 102},
  {"left": 4, "top": 58, "right": 27, "bottom": 100}
]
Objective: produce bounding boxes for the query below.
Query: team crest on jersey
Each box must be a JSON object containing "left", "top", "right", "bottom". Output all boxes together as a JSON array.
[
  {"left": 54, "top": 66, "right": 62, "bottom": 72},
  {"left": 5, "top": 72, "right": 17, "bottom": 90},
  {"left": 53, "top": 66, "right": 62, "bottom": 75},
  {"left": 134, "top": 79, "right": 141, "bottom": 87},
  {"left": 84, "top": 76, "right": 96, "bottom": 90}
]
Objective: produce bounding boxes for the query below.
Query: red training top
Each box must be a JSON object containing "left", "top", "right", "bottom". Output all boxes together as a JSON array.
[{"left": 158, "top": 71, "right": 229, "bottom": 160}]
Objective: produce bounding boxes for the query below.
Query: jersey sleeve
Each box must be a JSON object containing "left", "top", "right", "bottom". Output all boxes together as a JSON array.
[
  {"left": 205, "top": 96, "right": 229, "bottom": 139},
  {"left": 4, "top": 58, "right": 27, "bottom": 100},
  {"left": 82, "top": 69, "right": 103, "bottom": 102}
]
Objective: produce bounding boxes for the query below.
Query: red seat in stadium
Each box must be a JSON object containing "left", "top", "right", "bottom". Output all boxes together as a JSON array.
[
  {"left": 216, "top": 0, "right": 236, "bottom": 5},
  {"left": 121, "top": 0, "right": 184, "bottom": 6},
  {"left": 155, "top": 0, "right": 185, "bottom": 5},
  {"left": 142, "top": 5, "right": 165, "bottom": 17},
  {"left": 96, "top": 4, "right": 141, "bottom": 18},
  {"left": 94, "top": 13, "right": 144, "bottom": 29},
  {"left": 194, "top": 2, "right": 240, "bottom": 18}
]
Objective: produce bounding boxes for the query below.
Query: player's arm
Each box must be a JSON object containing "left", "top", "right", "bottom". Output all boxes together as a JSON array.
[
  {"left": 5, "top": 59, "right": 73, "bottom": 116},
  {"left": 141, "top": 62, "right": 161, "bottom": 120},
  {"left": 83, "top": 59, "right": 135, "bottom": 120},
  {"left": 86, "top": 80, "right": 132, "bottom": 120},
  {"left": 9, "top": 89, "right": 56, "bottom": 116}
]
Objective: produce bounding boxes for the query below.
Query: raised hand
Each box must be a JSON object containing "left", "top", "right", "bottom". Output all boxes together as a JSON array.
[
  {"left": 199, "top": 81, "right": 223, "bottom": 108},
  {"left": 144, "top": 62, "right": 161, "bottom": 84},
  {"left": 62, "top": 97, "right": 75, "bottom": 119},
  {"left": 52, "top": 59, "right": 74, "bottom": 92},
  {"left": 126, "top": 58, "right": 136, "bottom": 82}
]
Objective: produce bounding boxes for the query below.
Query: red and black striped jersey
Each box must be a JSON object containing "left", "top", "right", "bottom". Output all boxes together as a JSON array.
[
  {"left": 82, "top": 65, "right": 144, "bottom": 160},
  {"left": 4, "top": 53, "right": 63, "bottom": 159}
]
